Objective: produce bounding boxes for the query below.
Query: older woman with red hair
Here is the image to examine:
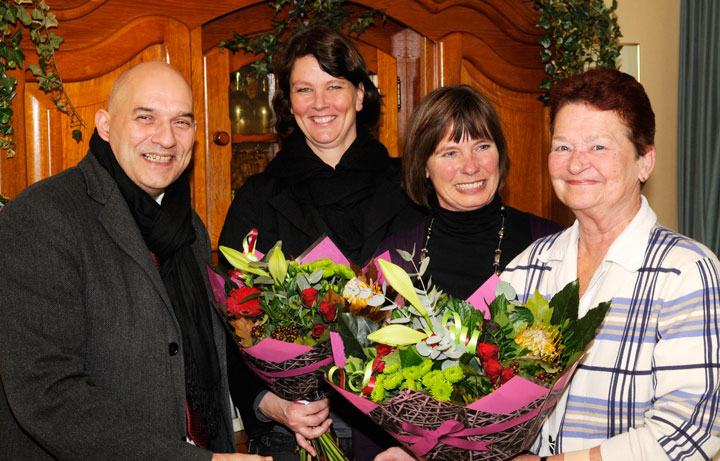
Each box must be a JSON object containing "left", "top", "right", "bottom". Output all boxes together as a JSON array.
[{"left": 505, "top": 68, "right": 720, "bottom": 461}]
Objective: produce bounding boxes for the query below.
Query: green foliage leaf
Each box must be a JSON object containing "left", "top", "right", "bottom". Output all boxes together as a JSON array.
[
  {"left": 526, "top": 290, "right": 553, "bottom": 325},
  {"left": 508, "top": 305, "right": 534, "bottom": 330},
  {"left": 566, "top": 300, "right": 611, "bottom": 354},
  {"left": 337, "top": 312, "right": 381, "bottom": 359},
  {"left": 0, "top": 107, "right": 12, "bottom": 124},
  {"left": 549, "top": 279, "right": 579, "bottom": 325},
  {"left": 26, "top": 62, "right": 42, "bottom": 76},
  {"left": 5, "top": 6, "right": 17, "bottom": 23},
  {"left": 71, "top": 129, "right": 82, "bottom": 142},
  {"left": 48, "top": 32, "right": 62, "bottom": 49},
  {"left": 16, "top": 6, "right": 31, "bottom": 26}
]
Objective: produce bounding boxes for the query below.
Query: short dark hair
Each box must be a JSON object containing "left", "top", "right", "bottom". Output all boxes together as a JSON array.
[
  {"left": 549, "top": 67, "right": 655, "bottom": 157},
  {"left": 402, "top": 85, "right": 509, "bottom": 208},
  {"left": 272, "top": 25, "right": 381, "bottom": 139}
]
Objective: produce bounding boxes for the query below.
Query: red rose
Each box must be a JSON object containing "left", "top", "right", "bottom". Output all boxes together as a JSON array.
[
  {"left": 319, "top": 301, "right": 338, "bottom": 322},
  {"left": 227, "top": 286, "right": 263, "bottom": 317},
  {"left": 301, "top": 288, "right": 319, "bottom": 307},
  {"left": 311, "top": 323, "right": 328, "bottom": 338},
  {"left": 483, "top": 359, "right": 504, "bottom": 383},
  {"left": 476, "top": 343, "right": 499, "bottom": 362},
  {"left": 500, "top": 367, "right": 515, "bottom": 384}
]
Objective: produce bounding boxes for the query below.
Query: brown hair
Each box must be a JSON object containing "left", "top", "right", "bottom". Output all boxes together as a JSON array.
[
  {"left": 402, "top": 85, "right": 509, "bottom": 208},
  {"left": 549, "top": 67, "right": 655, "bottom": 157},
  {"left": 272, "top": 25, "right": 381, "bottom": 139}
]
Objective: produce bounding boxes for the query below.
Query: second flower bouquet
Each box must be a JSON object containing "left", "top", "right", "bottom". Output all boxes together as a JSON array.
[{"left": 326, "top": 255, "right": 611, "bottom": 460}]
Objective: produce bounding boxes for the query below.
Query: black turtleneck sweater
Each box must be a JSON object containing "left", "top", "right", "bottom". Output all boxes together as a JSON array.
[
  {"left": 425, "top": 194, "right": 535, "bottom": 299},
  {"left": 377, "top": 194, "right": 563, "bottom": 300},
  {"left": 219, "top": 125, "right": 422, "bottom": 266}
]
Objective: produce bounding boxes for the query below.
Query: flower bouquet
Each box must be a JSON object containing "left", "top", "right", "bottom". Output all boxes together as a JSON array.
[
  {"left": 208, "top": 231, "right": 388, "bottom": 460},
  {"left": 326, "top": 253, "right": 611, "bottom": 460}
]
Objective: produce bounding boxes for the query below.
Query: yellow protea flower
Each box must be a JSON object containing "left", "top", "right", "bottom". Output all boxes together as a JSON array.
[
  {"left": 514, "top": 322, "right": 563, "bottom": 363},
  {"left": 343, "top": 277, "right": 383, "bottom": 311}
]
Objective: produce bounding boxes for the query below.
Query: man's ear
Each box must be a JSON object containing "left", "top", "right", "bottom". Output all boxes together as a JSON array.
[{"left": 95, "top": 109, "right": 111, "bottom": 142}]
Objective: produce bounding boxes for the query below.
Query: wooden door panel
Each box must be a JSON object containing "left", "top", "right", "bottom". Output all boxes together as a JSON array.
[
  {"left": 461, "top": 62, "right": 554, "bottom": 219},
  {"left": 376, "top": 49, "right": 399, "bottom": 157},
  {"left": 202, "top": 46, "right": 232, "bottom": 249}
]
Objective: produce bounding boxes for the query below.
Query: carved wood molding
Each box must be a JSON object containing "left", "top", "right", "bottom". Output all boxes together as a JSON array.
[
  {"left": 52, "top": 0, "right": 112, "bottom": 21},
  {"left": 357, "top": 0, "right": 541, "bottom": 43},
  {"left": 53, "top": 16, "right": 190, "bottom": 81}
]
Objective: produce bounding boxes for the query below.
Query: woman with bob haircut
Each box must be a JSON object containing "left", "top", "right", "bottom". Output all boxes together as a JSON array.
[
  {"left": 377, "top": 84, "right": 560, "bottom": 300},
  {"left": 220, "top": 24, "right": 421, "bottom": 461},
  {"left": 370, "top": 85, "right": 561, "bottom": 461},
  {"left": 503, "top": 67, "right": 720, "bottom": 461}
]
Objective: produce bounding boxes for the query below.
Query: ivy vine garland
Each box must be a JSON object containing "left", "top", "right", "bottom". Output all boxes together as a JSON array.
[
  {"left": 219, "top": 0, "right": 385, "bottom": 81},
  {"left": 0, "top": 0, "right": 85, "bottom": 158},
  {"left": 535, "top": 0, "right": 622, "bottom": 105}
]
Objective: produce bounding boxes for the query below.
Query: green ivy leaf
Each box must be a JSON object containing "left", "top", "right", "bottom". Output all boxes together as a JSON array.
[
  {"left": 5, "top": 6, "right": 17, "bottom": 23},
  {"left": 48, "top": 32, "right": 63, "bottom": 49},
  {"left": 16, "top": 6, "right": 31, "bottom": 26},
  {"left": 27, "top": 62, "right": 42, "bottom": 76},
  {"left": 44, "top": 12, "right": 57, "bottom": 28},
  {"left": 0, "top": 107, "right": 12, "bottom": 124}
]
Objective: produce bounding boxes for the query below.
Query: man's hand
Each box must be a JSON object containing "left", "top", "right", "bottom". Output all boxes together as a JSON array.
[{"left": 258, "top": 393, "right": 332, "bottom": 456}]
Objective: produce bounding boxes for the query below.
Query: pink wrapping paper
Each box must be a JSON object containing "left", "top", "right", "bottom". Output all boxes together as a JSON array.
[{"left": 327, "top": 273, "right": 584, "bottom": 460}]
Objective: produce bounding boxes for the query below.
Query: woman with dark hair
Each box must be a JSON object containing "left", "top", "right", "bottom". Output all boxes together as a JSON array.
[
  {"left": 219, "top": 25, "right": 421, "bottom": 461},
  {"left": 220, "top": 25, "right": 416, "bottom": 263},
  {"left": 503, "top": 67, "right": 720, "bottom": 460},
  {"left": 377, "top": 85, "right": 561, "bottom": 300}
]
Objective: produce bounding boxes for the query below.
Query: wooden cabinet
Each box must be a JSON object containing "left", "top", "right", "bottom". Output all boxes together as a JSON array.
[{"left": 0, "top": 0, "right": 570, "bottom": 250}]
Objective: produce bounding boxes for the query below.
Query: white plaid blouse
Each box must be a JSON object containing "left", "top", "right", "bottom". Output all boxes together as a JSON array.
[{"left": 501, "top": 196, "right": 720, "bottom": 460}]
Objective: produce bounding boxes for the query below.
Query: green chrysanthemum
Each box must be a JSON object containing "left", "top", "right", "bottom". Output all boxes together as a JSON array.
[
  {"left": 421, "top": 370, "right": 444, "bottom": 388},
  {"left": 443, "top": 365, "right": 464, "bottom": 383},
  {"left": 383, "top": 371, "right": 404, "bottom": 390},
  {"left": 383, "top": 363, "right": 400, "bottom": 374},
  {"left": 428, "top": 378, "right": 453, "bottom": 401},
  {"left": 370, "top": 375, "right": 386, "bottom": 403}
]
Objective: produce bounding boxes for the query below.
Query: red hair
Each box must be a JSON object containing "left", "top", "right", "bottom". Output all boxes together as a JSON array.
[{"left": 549, "top": 67, "right": 655, "bottom": 157}]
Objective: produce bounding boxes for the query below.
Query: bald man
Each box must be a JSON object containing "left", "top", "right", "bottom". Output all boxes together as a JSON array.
[{"left": 0, "top": 62, "right": 270, "bottom": 461}]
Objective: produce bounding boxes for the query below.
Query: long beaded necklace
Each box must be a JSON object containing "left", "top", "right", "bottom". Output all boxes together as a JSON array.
[{"left": 419, "top": 205, "right": 506, "bottom": 275}]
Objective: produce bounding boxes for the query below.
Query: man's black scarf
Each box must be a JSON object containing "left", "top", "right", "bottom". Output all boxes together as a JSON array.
[{"left": 90, "top": 130, "right": 223, "bottom": 449}]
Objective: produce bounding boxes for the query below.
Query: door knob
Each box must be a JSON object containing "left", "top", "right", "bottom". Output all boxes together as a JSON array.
[{"left": 213, "top": 131, "right": 230, "bottom": 146}]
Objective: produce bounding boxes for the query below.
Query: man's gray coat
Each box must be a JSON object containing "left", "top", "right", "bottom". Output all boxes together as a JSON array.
[{"left": 0, "top": 153, "right": 235, "bottom": 459}]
